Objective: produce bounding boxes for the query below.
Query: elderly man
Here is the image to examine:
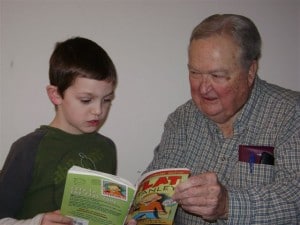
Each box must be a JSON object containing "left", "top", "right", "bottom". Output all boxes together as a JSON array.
[{"left": 129, "top": 14, "right": 300, "bottom": 224}]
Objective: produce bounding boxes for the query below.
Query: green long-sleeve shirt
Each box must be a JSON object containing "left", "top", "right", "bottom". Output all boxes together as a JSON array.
[{"left": 0, "top": 126, "right": 117, "bottom": 219}]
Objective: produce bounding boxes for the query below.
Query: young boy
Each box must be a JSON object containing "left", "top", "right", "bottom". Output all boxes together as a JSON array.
[{"left": 0, "top": 37, "right": 118, "bottom": 225}]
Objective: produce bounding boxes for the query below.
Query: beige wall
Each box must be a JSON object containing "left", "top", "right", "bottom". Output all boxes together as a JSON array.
[{"left": 1, "top": 0, "right": 299, "bottom": 183}]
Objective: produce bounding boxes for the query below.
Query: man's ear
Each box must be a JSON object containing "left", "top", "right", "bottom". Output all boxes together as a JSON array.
[
  {"left": 46, "top": 85, "right": 62, "bottom": 105},
  {"left": 247, "top": 60, "right": 258, "bottom": 86}
]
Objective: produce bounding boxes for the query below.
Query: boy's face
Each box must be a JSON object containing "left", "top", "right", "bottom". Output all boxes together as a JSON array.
[{"left": 55, "top": 77, "right": 114, "bottom": 134}]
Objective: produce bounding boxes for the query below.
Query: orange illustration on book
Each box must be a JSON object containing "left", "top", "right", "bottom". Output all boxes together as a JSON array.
[
  {"left": 132, "top": 193, "right": 168, "bottom": 220},
  {"left": 103, "top": 182, "right": 126, "bottom": 199}
]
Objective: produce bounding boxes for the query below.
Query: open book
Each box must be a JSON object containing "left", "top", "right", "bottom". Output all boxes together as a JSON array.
[{"left": 61, "top": 165, "right": 190, "bottom": 225}]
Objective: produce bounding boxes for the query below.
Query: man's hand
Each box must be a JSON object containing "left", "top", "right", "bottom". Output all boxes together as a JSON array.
[
  {"left": 41, "top": 210, "right": 73, "bottom": 225},
  {"left": 172, "top": 172, "right": 228, "bottom": 221}
]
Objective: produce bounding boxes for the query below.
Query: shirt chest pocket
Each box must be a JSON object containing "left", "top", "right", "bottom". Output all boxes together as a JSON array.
[{"left": 229, "top": 162, "right": 275, "bottom": 188}]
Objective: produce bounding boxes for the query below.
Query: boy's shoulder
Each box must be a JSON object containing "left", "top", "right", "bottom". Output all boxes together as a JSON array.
[
  {"left": 3, "top": 127, "right": 48, "bottom": 172},
  {"left": 8, "top": 127, "right": 50, "bottom": 161},
  {"left": 95, "top": 132, "right": 116, "bottom": 147},
  {"left": 12, "top": 127, "right": 48, "bottom": 148}
]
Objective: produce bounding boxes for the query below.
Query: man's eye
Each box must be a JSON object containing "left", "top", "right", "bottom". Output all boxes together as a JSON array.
[
  {"left": 212, "top": 74, "right": 223, "bottom": 78},
  {"left": 211, "top": 73, "right": 227, "bottom": 78},
  {"left": 211, "top": 73, "right": 229, "bottom": 83},
  {"left": 189, "top": 70, "right": 200, "bottom": 76}
]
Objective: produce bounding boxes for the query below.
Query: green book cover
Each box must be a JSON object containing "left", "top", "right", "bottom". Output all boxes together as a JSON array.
[{"left": 61, "top": 166, "right": 136, "bottom": 225}]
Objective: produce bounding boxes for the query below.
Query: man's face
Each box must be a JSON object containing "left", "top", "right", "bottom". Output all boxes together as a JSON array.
[{"left": 188, "top": 35, "right": 256, "bottom": 126}]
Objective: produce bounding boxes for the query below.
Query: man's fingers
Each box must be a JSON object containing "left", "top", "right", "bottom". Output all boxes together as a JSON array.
[
  {"left": 174, "top": 179, "right": 221, "bottom": 202},
  {"left": 175, "top": 172, "right": 218, "bottom": 192}
]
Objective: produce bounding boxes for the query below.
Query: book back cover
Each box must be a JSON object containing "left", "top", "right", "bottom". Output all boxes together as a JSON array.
[{"left": 61, "top": 166, "right": 136, "bottom": 225}]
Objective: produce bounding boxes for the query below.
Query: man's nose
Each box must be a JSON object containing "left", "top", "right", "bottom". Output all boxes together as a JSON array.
[{"left": 199, "top": 74, "right": 212, "bottom": 94}]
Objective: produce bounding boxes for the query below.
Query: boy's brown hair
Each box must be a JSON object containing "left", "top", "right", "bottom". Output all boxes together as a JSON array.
[{"left": 49, "top": 37, "right": 117, "bottom": 97}]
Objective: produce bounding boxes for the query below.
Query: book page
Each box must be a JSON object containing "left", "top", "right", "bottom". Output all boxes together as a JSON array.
[{"left": 127, "top": 168, "right": 190, "bottom": 225}]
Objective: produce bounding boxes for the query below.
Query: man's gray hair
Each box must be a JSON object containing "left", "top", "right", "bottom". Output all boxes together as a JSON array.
[{"left": 190, "top": 14, "right": 261, "bottom": 70}]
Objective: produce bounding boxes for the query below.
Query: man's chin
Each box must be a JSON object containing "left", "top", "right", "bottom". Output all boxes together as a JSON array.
[{"left": 202, "top": 111, "right": 227, "bottom": 123}]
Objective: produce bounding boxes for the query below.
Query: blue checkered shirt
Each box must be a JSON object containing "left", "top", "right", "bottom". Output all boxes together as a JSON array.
[{"left": 146, "top": 77, "right": 300, "bottom": 224}]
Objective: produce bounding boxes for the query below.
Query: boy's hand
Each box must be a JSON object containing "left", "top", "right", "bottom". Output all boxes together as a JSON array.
[
  {"left": 172, "top": 172, "right": 228, "bottom": 221},
  {"left": 41, "top": 210, "right": 73, "bottom": 225},
  {"left": 126, "top": 219, "right": 137, "bottom": 225}
]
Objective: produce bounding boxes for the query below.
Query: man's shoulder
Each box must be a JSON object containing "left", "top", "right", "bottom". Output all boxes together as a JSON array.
[
  {"left": 173, "top": 99, "right": 198, "bottom": 114},
  {"left": 256, "top": 79, "right": 300, "bottom": 127},
  {"left": 260, "top": 79, "right": 300, "bottom": 105},
  {"left": 166, "top": 99, "right": 204, "bottom": 125}
]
